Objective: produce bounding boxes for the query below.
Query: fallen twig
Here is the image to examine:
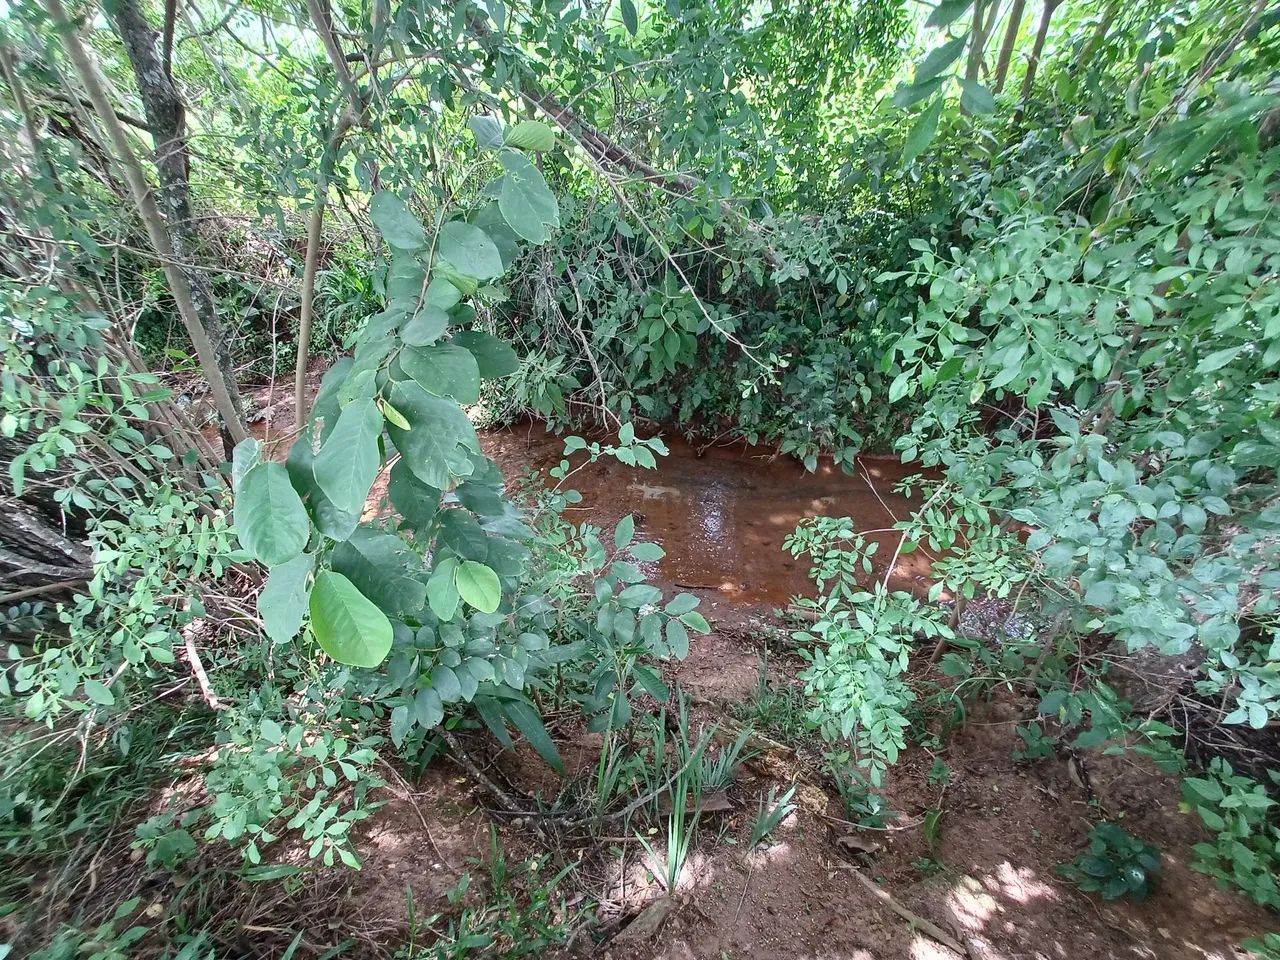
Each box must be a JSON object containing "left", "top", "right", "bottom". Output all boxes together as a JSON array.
[{"left": 831, "top": 861, "right": 972, "bottom": 959}]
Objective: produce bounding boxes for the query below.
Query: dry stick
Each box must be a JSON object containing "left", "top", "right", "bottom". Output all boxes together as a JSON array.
[
  {"left": 181, "top": 624, "right": 226, "bottom": 710},
  {"left": 46, "top": 0, "right": 247, "bottom": 443},
  {"left": 833, "top": 863, "right": 972, "bottom": 959},
  {"left": 0, "top": 578, "right": 87, "bottom": 605}
]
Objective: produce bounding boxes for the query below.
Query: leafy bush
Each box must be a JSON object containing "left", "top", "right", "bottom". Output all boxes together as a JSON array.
[
  {"left": 1057, "top": 823, "right": 1162, "bottom": 902},
  {"left": 1183, "top": 759, "right": 1280, "bottom": 910}
]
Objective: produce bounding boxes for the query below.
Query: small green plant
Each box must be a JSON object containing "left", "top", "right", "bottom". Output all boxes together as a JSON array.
[
  {"left": 701, "top": 727, "right": 754, "bottom": 792},
  {"left": 637, "top": 697, "right": 710, "bottom": 893},
  {"left": 750, "top": 784, "right": 796, "bottom": 848},
  {"left": 1057, "top": 823, "right": 1161, "bottom": 902},
  {"left": 1182, "top": 759, "right": 1280, "bottom": 909},
  {"left": 732, "top": 661, "right": 813, "bottom": 745},
  {"left": 1012, "top": 722, "right": 1056, "bottom": 762},
  {"left": 1243, "top": 932, "right": 1280, "bottom": 960},
  {"left": 394, "top": 828, "right": 573, "bottom": 959},
  {"left": 827, "top": 758, "right": 894, "bottom": 828}
]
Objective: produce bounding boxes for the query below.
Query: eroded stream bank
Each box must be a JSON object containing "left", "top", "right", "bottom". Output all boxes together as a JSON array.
[{"left": 481, "top": 421, "right": 933, "bottom": 607}]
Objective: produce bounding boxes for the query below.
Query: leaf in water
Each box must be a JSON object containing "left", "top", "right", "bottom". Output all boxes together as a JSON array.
[
  {"left": 309, "top": 571, "right": 393, "bottom": 668},
  {"left": 235, "top": 462, "right": 310, "bottom": 566},
  {"left": 259, "top": 551, "right": 314, "bottom": 642},
  {"left": 370, "top": 191, "right": 427, "bottom": 250}
]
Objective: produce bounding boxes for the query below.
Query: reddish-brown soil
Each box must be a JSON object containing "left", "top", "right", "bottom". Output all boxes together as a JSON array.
[{"left": 204, "top": 399, "right": 1277, "bottom": 958}]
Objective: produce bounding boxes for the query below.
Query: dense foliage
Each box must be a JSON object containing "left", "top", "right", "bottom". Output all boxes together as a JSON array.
[{"left": 1, "top": 0, "right": 1278, "bottom": 955}]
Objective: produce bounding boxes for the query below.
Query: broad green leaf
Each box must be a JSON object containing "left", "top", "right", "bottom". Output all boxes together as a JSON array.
[
  {"left": 235, "top": 462, "right": 310, "bottom": 566},
  {"left": 331, "top": 527, "right": 427, "bottom": 617},
  {"left": 665, "top": 592, "right": 699, "bottom": 615},
  {"left": 456, "top": 560, "right": 501, "bottom": 612},
  {"left": 287, "top": 429, "right": 360, "bottom": 541},
  {"left": 309, "top": 571, "right": 393, "bottom": 668},
  {"left": 370, "top": 191, "right": 427, "bottom": 250},
  {"left": 231, "top": 438, "right": 262, "bottom": 493},
  {"left": 629, "top": 541, "right": 665, "bottom": 561},
  {"left": 619, "top": 0, "right": 638, "bottom": 35},
  {"left": 926, "top": 0, "right": 972, "bottom": 28},
  {"left": 438, "top": 509, "right": 490, "bottom": 560},
  {"left": 915, "top": 35, "right": 967, "bottom": 83},
  {"left": 903, "top": 97, "right": 944, "bottom": 164},
  {"left": 498, "top": 150, "right": 559, "bottom": 243},
  {"left": 960, "top": 79, "right": 997, "bottom": 115},
  {"left": 398, "top": 344, "right": 481, "bottom": 404},
  {"left": 1196, "top": 345, "right": 1243, "bottom": 373},
  {"left": 431, "top": 664, "right": 463, "bottom": 702},
  {"left": 259, "top": 551, "right": 314, "bottom": 642},
  {"left": 439, "top": 221, "right": 504, "bottom": 280},
  {"left": 505, "top": 698, "right": 565, "bottom": 773},
  {"left": 681, "top": 611, "right": 711, "bottom": 634},
  {"left": 614, "top": 514, "right": 635, "bottom": 549},
  {"left": 893, "top": 76, "right": 944, "bottom": 109},
  {"left": 618, "top": 583, "right": 662, "bottom": 607},
  {"left": 401, "top": 305, "right": 450, "bottom": 346},
  {"left": 451, "top": 330, "right": 519, "bottom": 377},
  {"left": 84, "top": 679, "right": 114, "bottom": 706},
  {"left": 427, "top": 557, "right": 461, "bottom": 620},
  {"left": 386, "top": 380, "right": 479, "bottom": 490},
  {"left": 468, "top": 115, "right": 504, "bottom": 149},
  {"left": 387, "top": 459, "right": 441, "bottom": 531},
  {"left": 504, "top": 120, "right": 555, "bottom": 152},
  {"left": 666, "top": 619, "right": 689, "bottom": 658},
  {"left": 312, "top": 398, "right": 381, "bottom": 519}
]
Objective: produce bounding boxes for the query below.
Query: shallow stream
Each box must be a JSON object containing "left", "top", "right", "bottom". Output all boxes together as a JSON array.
[{"left": 482, "top": 422, "right": 933, "bottom": 607}]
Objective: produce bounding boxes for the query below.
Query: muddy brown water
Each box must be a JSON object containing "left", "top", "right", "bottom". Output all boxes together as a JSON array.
[
  {"left": 214, "top": 372, "right": 935, "bottom": 607},
  {"left": 482, "top": 422, "right": 935, "bottom": 608}
]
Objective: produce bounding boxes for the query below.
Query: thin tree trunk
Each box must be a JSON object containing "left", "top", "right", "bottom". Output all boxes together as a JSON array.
[
  {"left": 294, "top": 0, "right": 370, "bottom": 423},
  {"left": 106, "top": 0, "right": 247, "bottom": 440},
  {"left": 44, "top": 0, "right": 247, "bottom": 444},
  {"left": 964, "top": 0, "right": 988, "bottom": 85},
  {"left": 993, "top": 0, "right": 1025, "bottom": 93},
  {"left": 1014, "top": 0, "right": 1061, "bottom": 122}
]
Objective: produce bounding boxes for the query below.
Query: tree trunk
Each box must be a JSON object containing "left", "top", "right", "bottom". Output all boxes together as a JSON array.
[
  {"left": 964, "top": 0, "right": 988, "bottom": 85},
  {"left": 1014, "top": 0, "right": 1062, "bottom": 122},
  {"left": 107, "top": 0, "right": 246, "bottom": 439},
  {"left": 993, "top": 0, "right": 1025, "bottom": 93}
]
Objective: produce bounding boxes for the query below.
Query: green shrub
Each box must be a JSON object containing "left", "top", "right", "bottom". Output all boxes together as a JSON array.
[{"left": 1057, "top": 823, "right": 1162, "bottom": 902}]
